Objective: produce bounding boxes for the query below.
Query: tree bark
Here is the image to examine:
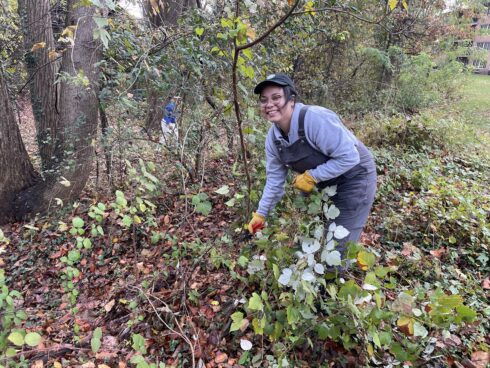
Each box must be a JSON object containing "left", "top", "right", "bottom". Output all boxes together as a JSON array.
[
  {"left": 18, "top": 0, "right": 61, "bottom": 174},
  {"left": 0, "top": 0, "right": 102, "bottom": 222},
  {"left": 0, "top": 71, "right": 39, "bottom": 224}
]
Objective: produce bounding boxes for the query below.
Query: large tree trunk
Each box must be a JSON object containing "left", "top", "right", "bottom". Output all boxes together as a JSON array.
[
  {"left": 0, "top": 0, "right": 102, "bottom": 223},
  {"left": 18, "top": 0, "right": 61, "bottom": 174},
  {"left": 0, "top": 71, "right": 39, "bottom": 224}
]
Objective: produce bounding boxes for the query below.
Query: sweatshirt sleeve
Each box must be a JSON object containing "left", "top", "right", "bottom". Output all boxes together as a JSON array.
[
  {"left": 306, "top": 109, "right": 360, "bottom": 182},
  {"left": 256, "top": 132, "right": 288, "bottom": 217}
]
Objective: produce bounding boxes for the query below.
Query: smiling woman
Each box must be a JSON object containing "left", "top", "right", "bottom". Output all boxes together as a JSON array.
[{"left": 248, "top": 73, "right": 378, "bottom": 266}]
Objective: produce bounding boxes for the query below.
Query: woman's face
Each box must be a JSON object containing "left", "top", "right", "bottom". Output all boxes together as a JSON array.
[{"left": 259, "top": 85, "right": 294, "bottom": 130}]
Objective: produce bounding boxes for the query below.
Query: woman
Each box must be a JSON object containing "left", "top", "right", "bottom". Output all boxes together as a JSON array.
[{"left": 247, "top": 73, "right": 377, "bottom": 257}]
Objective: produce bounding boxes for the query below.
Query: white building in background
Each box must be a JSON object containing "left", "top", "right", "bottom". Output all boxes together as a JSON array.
[{"left": 473, "top": 5, "right": 490, "bottom": 73}]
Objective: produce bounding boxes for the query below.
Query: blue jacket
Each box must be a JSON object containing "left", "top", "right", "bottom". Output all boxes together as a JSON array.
[{"left": 257, "top": 103, "right": 360, "bottom": 217}]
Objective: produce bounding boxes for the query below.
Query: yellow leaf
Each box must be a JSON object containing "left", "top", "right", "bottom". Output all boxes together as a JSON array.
[
  {"left": 54, "top": 363, "right": 62, "bottom": 368},
  {"left": 367, "top": 343, "right": 374, "bottom": 357},
  {"left": 48, "top": 50, "right": 60, "bottom": 61},
  {"left": 150, "top": 0, "right": 160, "bottom": 14},
  {"left": 133, "top": 215, "right": 142, "bottom": 224},
  {"left": 31, "top": 42, "right": 46, "bottom": 52},
  {"left": 402, "top": 0, "right": 408, "bottom": 9},
  {"left": 246, "top": 27, "right": 256, "bottom": 41},
  {"left": 388, "top": 0, "right": 398, "bottom": 10},
  {"left": 210, "top": 300, "right": 219, "bottom": 306},
  {"left": 397, "top": 316, "right": 414, "bottom": 336},
  {"left": 61, "top": 25, "right": 77, "bottom": 37},
  {"left": 304, "top": 1, "right": 316, "bottom": 15}
]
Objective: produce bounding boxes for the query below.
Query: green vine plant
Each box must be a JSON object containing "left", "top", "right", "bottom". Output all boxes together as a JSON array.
[
  {"left": 231, "top": 186, "right": 477, "bottom": 367},
  {"left": 0, "top": 231, "right": 42, "bottom": 365}
]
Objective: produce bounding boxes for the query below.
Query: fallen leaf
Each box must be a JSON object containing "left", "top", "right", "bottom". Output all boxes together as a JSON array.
[
  {"left": 31, "top": 360, "right": 44, "bottom": 368},
  {"left": 48, "top": 50, "right": 60, "bottom": 61},
  {"left": 104, "top": 299, "right": 115, "bottom": 312},
  {"left": 402, "top": 242, "right": 417, "bottom": 257},
  {"left": 471, "top": 351, "right": 490, "bottom": 368},
  {"left": 214, "top": 352, "right": 228, "bottom": 364},
  {"left": 430, "top": 247, "right": 446, "bottom": 258},
  {"left": 31, "top": 42, "right": 46, "bottom": 52},
  {"left": 98, "top": 365, "right": 111, "bottom": 368},
  {"left": 482, "top": 278, "right": 490, "bottom": 289}
]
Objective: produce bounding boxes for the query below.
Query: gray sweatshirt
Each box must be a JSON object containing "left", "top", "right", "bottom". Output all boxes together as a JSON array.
[{"left": 256, "top": 102, "right": 360, "bottom": 217}]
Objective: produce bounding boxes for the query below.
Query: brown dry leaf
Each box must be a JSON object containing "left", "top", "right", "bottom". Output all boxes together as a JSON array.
[
  {"left": 164, "top": 215, "right": 170, "bottom": 224},
  {"left": 471, "top": 351, "right": 490, "bottom": 368},
  {"left": 402, "top": 242, "right": 416, "bottom": 256},
  {"left": 118, "top": 362, "right": 127, "bottom": 368},
  {"left": 0, "top": 258, "right": 4, "bottom": 267},
  {"left": 48, "top": 50, "right": 60, "bottom": 61},
  {"left": 482, "top": 278, "right": 490, "bottom": 289},
  {"left": 288, "top": 0, "right": 294, "bottom": 5},
  {"left": 81, "top": 363, "right": 96, "bottom": 368},
  {"left": 31, "top": 42, "right": 46, "bottom": 52},
  {"left": 30, "top": 360, "right": 44, "bottom": 368},
  {"left": 430, "top": 247, "right": 446, "bottom": 258},
  {"left": 96, "top": 351, "right": 118, "bottom": 360},
  {"left": 214, "top": 352, "right": 228, "bottom": 364},
  {"left": 104, "top": 299, "right": 115, "bottom": 312},
  {"left": 98, "top": 365, "right": 111, "bottom": 368}
]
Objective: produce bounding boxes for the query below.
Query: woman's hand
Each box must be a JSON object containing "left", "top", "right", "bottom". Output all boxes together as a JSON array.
[
  {"left": 248, "top": 213, "right": 265, "bottom": 234},
  {"left": 293, "top": 171, "right": 317, "bottom": 193}
]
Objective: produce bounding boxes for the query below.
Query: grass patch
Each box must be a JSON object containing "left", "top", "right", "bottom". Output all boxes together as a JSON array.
[{"left": 459, "top": 74, "right": 490, "bottom": 131}]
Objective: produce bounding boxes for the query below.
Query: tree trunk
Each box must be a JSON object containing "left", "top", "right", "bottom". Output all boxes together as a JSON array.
[
  {"left": 0, "top": 71, "right": 39, "bottom": 224},
  {"left": 0, "top": 0, "right": 102, "bottom": 222},
  {"left": 18, "top": 0, "right": 61, "bottom": 174}
]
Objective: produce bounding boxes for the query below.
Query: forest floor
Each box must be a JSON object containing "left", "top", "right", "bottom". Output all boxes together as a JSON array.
[{"left": 1, "top": 76, "right": 490, "bottom": 368}]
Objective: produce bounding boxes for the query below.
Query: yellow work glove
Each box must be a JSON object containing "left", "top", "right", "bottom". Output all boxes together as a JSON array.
[
  {"left": 247, "top": 212, "right": 265, "bottom": 234},
  {"left": 292, "top": 170, "right": 317, "bottom": 193}
]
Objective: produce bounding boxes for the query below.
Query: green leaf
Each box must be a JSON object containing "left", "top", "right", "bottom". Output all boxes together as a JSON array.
[
  {"left": 68, "top": 250, "right": 81, "bottom": 262},
  {"left": 237, "top": 256, "right": 248, "bottom": 267},
  {"left": 230, "top": 311, "right": 245, "bottom": 332},
  {"left": 214, "top": 185, "right": 230, "bottom": 195},
  {"left": 195, "top": 27, "right": 204, "bottom": 36},
  {"left": 7, "top": 331, "right": 24, "bottom": 346},
  {"left": 122, "top": 215, "right": 133, "bottom": 227},
  {"left": 93, "top": 327, "right": 102, "bottom": 339},
  {"left": 455, "top": 305, "right": 477, "bottom": 323},
  {"left": 91, "top": 337, "right": 101, "bottom": 353},
  {"left": 130, "top": 355, "right": 146, "bottom": 364},
  {"left": 72, "top": 217, "right": 84, "bottom": 228},
  {"left": 25, "top": 332, "right": 42, "bottom": 347},
  {"left": 5, "top": 347, "right": 17, "bottom": 357},
  {"left": 195, "top": 202, "right": 212, "bottom": 216},
  {"left": 248, "top": 293, "right": 263, "bottom": 311},
  {"left": 83, "top": 238, "right": 92, "bottom": 249}
]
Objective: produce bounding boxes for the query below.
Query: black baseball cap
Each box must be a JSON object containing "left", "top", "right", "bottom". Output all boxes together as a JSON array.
[{"left": 254, "top": 73, "right": 297, "bottom": 95}]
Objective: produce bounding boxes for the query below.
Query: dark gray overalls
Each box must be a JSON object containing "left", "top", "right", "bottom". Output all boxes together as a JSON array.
[{"left": 274, "top": 106, "right": 377, "bottom": 254}]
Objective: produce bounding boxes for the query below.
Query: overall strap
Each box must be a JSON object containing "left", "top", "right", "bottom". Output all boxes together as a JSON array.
[{"left": 298, "top": 106, "right": 309, "bottom": 138}]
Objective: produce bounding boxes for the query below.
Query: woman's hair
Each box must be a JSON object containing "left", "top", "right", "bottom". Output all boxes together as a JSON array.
[{"left": 283, "top": 86, "right": 297, "bottom": 102}]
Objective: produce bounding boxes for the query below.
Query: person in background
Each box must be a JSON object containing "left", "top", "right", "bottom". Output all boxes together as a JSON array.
[
  {"left": 247, "top": 73, "right": 377, "bottom": 261},
  {"left": 160, "top": 96, "right": 180, "bottom": 146}
]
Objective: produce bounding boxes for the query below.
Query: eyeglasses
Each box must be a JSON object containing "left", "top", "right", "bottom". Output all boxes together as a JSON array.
[{"left": 259, "top": 94, "right": 285, "bottom": 106}]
